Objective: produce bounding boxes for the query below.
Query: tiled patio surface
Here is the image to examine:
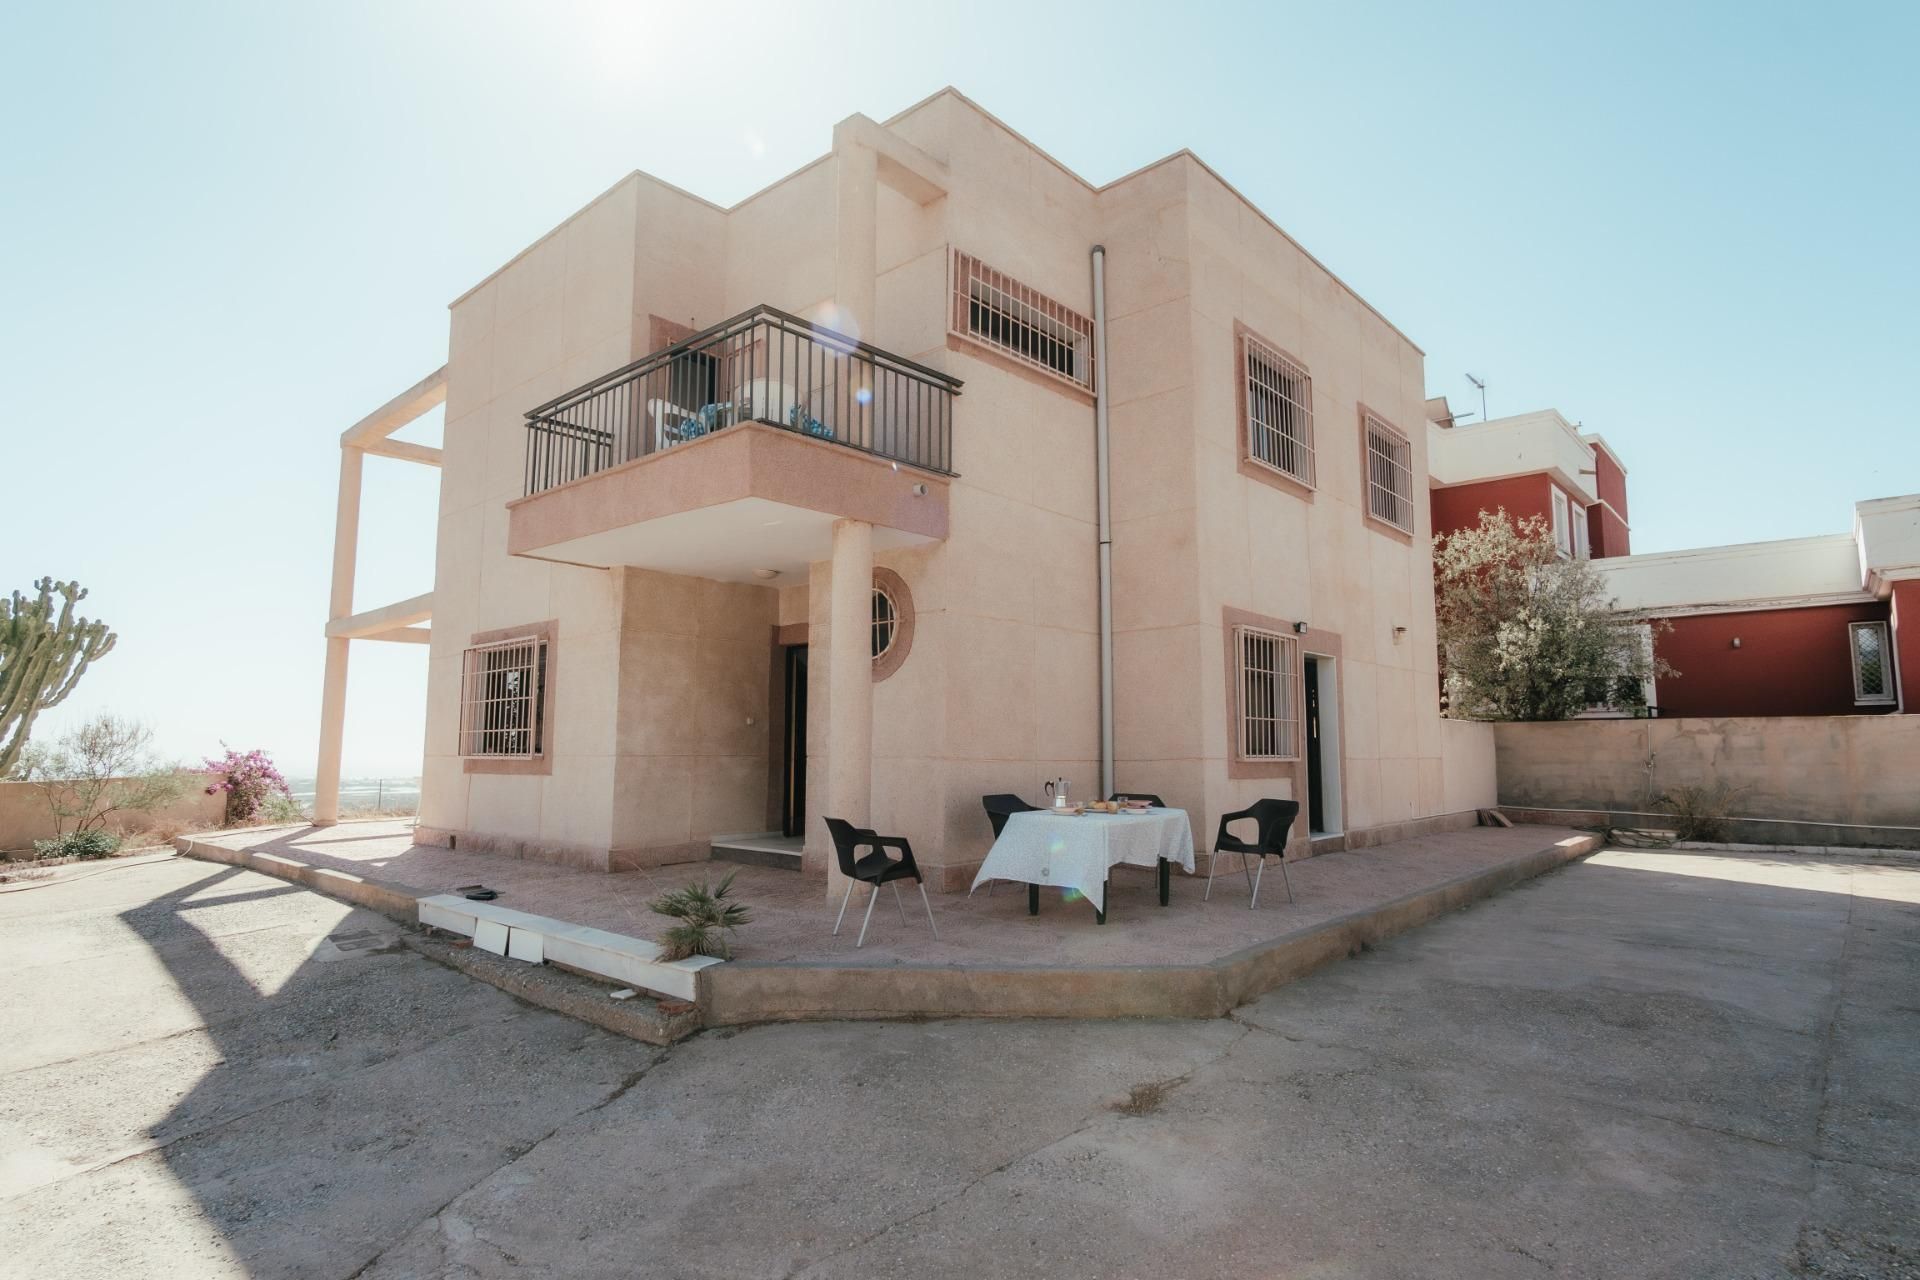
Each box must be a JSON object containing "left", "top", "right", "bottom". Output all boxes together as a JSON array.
[{"left": 189, "top": 820, "right": 1595, "bottom": 969}]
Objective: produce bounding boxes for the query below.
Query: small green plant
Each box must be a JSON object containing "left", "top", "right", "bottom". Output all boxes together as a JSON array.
[
  {"left": 35, "top": 828, "right": 121, "bottom": 860},
  {"left": 648, "top": 871, "right": 752, "bottom": 961},
  {"left": 258, "top": 791, "right": 309, "bottom": 824},
  {"left": 1660, "top": 781, "right": 1741, "bottom": 843}
]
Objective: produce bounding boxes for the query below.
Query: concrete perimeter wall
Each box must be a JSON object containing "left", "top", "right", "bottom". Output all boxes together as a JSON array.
[
  {"left": 1494, "top": 717, "right": 1920, "bottom": 838},
  {"left": 0, "top": 777, "right": 226, "bottom": 856}
]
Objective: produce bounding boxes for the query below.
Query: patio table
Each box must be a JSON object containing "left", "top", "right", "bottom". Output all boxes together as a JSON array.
[{"left": 969, "top": 808, "right": 1196, "bottom": 922}]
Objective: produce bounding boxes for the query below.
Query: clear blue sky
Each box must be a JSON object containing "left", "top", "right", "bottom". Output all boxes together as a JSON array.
[{"left": 3, "top": 1, "right": 1914, "bottom": 777}]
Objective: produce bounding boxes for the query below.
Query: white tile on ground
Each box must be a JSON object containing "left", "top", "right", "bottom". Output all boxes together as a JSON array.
[
  {"left": 474, "top": 919, "right": 510, "bottom": 955},
  {"left": 506, "top": 928, "right": 546, "bottom": 964}
]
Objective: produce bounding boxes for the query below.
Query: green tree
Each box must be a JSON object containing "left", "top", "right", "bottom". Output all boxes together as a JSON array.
[
  {"left": 17, "top": 714, "right": 189, "bottom": 837},
  {"left": 1435, "top": 509, "right": 1669, "bottom": 721},
  {"left": 1, "top": 579, "right": 116, "bottom": 778}
]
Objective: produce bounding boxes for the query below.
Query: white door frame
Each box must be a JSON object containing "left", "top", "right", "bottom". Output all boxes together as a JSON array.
[{"left": 1305, "top": 653, "right": 1343, "bottom": 837}]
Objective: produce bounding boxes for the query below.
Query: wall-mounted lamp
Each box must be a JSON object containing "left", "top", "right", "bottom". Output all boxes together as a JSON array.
[
  {"left": 753, "top": 568, "right": 779, "bottom": 580},
  {"left": 910, "top": 482, "right": 928, "bottom": 497},
  {"left": 1293, "top": 620, "right": 1309, "bottom": 635},
  {"left": 1730, "top": 636, "right": 1742, "bottom": 649},
  {"left": 1393, "top": 625, "right": 1408, "bottom": 643}
]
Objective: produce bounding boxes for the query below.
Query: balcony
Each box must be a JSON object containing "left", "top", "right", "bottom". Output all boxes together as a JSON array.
[
  {"left": 507, "top": 307, "right": 963, "bottom": 581},
  {"left": 523, "top": 306, "right": 959, "bottom": 495}
]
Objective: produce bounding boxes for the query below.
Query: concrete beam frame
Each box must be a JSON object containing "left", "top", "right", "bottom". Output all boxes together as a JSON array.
[{"left": 314, "top": 368, "right": 447, "bottom": 826}]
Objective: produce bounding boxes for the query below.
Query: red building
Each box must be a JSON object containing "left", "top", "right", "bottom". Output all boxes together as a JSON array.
[
  {"left": 1424, "top": 398, "right": 1916, "bottom": 717},
  {"left": 1426, "top": 403, "right": 1629, "bottom": 561}
]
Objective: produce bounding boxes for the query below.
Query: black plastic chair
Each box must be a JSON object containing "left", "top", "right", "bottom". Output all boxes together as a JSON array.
[
  {"left": 824, "top": 817, "right": 938, "bottom": 948},
  {"left": 1109, "top": 792, "right": 1166, "bottom": 807},
  {"left": 981, "top": 793, "right": 1040, "bottom": 837},
  {"left": 1205, "top": 799, "right": 1300, "bottom": 907},
  {"left": 980, "top": 794, "right": 1041, "bottom": 899}
]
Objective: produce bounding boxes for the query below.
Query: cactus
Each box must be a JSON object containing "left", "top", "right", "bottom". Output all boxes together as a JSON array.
[{"left": 0, "top": 579, "right": 117, "bottom": 778}]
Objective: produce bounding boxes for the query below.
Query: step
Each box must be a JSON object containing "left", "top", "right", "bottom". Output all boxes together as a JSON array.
[
  {"left": 417, "top": 894, "right": 720, "bottom": 1002},
  {"left": 709, "top": 833, "right": 804, "bottom": 872}
]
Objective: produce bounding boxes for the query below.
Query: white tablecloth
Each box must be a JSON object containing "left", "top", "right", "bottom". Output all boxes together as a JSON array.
[{"left": 969, "top": 809, "right": 1196, "bottom": 913}]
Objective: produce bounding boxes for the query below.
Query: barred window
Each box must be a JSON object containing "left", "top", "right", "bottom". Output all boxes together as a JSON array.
[
  {"left": 1850, "top": 621, "right": 1894, "bottom": 705},
  {"left": 1364, "top": 414, "right": 1415, "bottom": 533},
  {"left": 872, "top": 585, "right": 898, "bottom": 660},
  {"left": 950, "top": 250, "right": 1094, "bottom": 390},
  {"left": 459, "top": 636, "right": 548, "bottom": 758},
  {"left": 1235, "top": 626, "right": 1300, "bottom": 761},
  {"left": 1244, "top": 337, "right": 1314, "bottom": 486}
]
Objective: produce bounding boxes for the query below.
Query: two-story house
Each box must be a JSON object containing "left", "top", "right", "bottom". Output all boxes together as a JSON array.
[{"left": 314, "top": 88, "right": 1499, "bottom": 889}]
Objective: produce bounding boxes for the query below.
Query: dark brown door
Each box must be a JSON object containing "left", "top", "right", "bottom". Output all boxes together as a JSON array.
[{"left": 781, "top": 645, "right": 809, "bottom": 838}]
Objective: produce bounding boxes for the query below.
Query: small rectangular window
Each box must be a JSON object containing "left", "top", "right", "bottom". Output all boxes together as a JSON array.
[
  {"left": 1551, "top": 488, "right": 1573, "bottom": 558},
  {"left": 1235, "top": 626, "right": 1300, "bottom": 761},
  {"left": 1243, "top": 335, "right": 1315, "bottom": 486},
  {"left": 1363, "top": 414, "right": 1415, "bottom": 533},
  {"left": 459, "top": 636, "right": 549, "bottom": 757},
  {"left": 1850, "top": 621, "right": 1895, "bottom": 705},
  {"left": 1573, "top": 503, "right": 1591, "bottom": 560},
  {"left": 950, "top": 250, "right": 1094, "bottom": 390}
]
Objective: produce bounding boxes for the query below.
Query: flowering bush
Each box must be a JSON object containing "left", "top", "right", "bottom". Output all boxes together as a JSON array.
[{"left": 202, "top": 746, "right": 293, "bottom": 826}]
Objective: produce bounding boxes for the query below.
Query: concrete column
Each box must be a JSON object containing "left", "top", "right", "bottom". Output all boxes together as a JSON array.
[
  {"left": 825, "top": 518, "right": 873, "bottom": 897},
  {"left": 832, "top": 137, "right": 877, "bottom": 340},
  {"left": 313, "top": 445, "right": 364, "bottom": 827}
]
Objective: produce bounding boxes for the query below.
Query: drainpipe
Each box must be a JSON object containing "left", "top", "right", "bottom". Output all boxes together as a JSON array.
[{"left": 1091, "top": 246, "right": 1115, "bottom": 799}]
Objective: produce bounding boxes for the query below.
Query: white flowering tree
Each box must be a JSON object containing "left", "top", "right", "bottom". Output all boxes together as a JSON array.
[{"left": 1435, "top": 509, "right": 1668, "bottom": 721}]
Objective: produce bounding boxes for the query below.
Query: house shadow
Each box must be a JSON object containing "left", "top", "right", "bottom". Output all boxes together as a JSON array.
[{"left": 109, "top": 856, "right": 643, "bottom": 1277}]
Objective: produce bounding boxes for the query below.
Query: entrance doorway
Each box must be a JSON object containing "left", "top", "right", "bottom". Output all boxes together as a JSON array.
[
  {"left": 1303, "top": 655, "right": 1342, "bottom": 837},
  {"left": 780, "top": 644, "right": 808, "bottom": 838}
]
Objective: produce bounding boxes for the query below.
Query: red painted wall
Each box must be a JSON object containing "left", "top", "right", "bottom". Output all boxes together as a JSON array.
[
  {"left": 1431, "top": 474, "right": 1555, "bottom": 543},
  {"left": 1653, "top": 602, "right": 1896, "bottom": 718},
  {"left": 1588, "top": 503, "right": 1631, "bottom": 558},
  {"left": 1589, "top": 448, "right": 1629, "bottom": 525},
  {"left": 1892, "top": 580, "right": 1919, "bottom": 712}
]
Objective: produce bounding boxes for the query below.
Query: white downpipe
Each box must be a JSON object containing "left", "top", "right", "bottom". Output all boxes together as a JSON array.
[{"left": 1091, "top": 246, "right": 1115, "bottom": 799}]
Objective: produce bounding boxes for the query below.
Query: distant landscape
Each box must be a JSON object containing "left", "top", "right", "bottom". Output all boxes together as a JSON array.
[{"left": 284, "top": 776, "right": 420, "bottom": 816}]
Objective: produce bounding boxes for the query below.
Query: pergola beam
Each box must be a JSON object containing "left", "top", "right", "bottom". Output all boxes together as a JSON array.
[
  {"left": 324, "top": 593, "right": 434, "bottom": 640},
  {"left": 316, "top": 366, "right": 445, "bottom": 827},
  {"left": 365, "top": 438, "right": 443, "bottom": 467},
  {"left": 340, "top": 366, "right": 447, "bottom": 448}
]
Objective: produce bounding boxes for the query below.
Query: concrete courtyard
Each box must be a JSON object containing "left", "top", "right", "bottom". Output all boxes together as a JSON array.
[{"left": 2, "top": 845, "right": 1915, "bottom": 1278}]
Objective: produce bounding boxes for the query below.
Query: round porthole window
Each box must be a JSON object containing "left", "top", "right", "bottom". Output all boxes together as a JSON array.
[
  {"left": 869, "top": 567, "right": 914, "bottom": 681},
  {"left": 871, "top": 585, "right": 898, "bottom": 660}
]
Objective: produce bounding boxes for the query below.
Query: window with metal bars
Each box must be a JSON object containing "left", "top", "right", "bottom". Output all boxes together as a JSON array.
[
  {"left": 950, "top": 250, "right": 1094, "bottom": 390},
  {"left": 1244, "top": 336, "right": 1315, "bottom": 486},
  {"left": 872, "top": 585, "right": 898, "bottom": 660},
  {"left": 458, "top": 637, "right": 548, "bottom": 758},
  {"left": 1235, "top": 626, "right": 1300, "bottom": 761},
  {"left": 1363, "top": 414, "right": 1415, "bottom": 533},
  {"left": 1850, "top": 621, "right": 1895, "bottom": 705}
]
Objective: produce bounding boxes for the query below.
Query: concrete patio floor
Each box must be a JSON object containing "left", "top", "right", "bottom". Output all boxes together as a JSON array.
[{"left": 185, "top": 819, "right": 1593, "bottom": 968}]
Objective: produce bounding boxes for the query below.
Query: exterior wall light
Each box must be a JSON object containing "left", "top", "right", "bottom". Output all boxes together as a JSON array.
[
  {"left": 910, "top": 482, "right": 928, "bottom": 497},
  {"left": 1731, "top": 636, "right": 1742, "bottom": 649},
  {"left": 1293, "top": 620, "right": 1309, "bottom": 634}
]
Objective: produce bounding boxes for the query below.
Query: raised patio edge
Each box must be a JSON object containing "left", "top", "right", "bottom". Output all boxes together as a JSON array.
[{"left": 700, "top": 833, "right": 1601, "bottom": 1024}]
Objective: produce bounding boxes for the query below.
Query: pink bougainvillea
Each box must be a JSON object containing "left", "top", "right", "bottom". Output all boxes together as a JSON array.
[{"left": 202, "top": 746, "right": 292, "bottom": 826}]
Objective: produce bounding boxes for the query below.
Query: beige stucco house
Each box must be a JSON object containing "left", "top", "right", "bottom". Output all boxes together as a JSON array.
[{"left": 315, "top": 88, "right": 1497, "bottom": 891}]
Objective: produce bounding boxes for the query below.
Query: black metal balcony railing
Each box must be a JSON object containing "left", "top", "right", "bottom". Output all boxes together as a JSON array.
[{"left": 523, "top": 305, "right": 962, "bottom": 496}]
